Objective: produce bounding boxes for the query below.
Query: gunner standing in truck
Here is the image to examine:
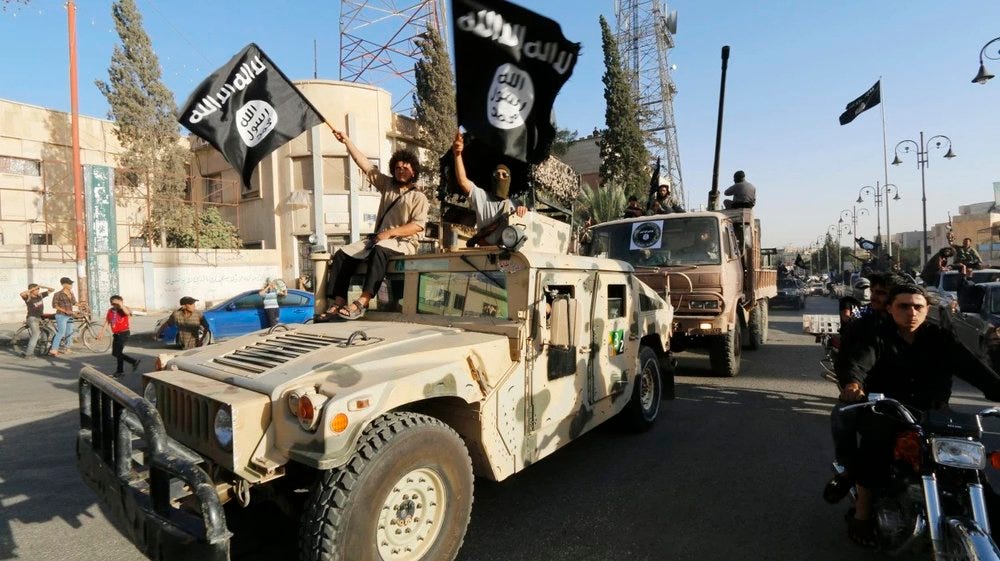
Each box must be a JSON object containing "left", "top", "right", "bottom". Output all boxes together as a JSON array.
[{"left": 452, "top": 130, "right": 527, "bottom": 245}]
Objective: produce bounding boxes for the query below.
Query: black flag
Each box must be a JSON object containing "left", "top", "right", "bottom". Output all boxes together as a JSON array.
[
  {"left": 453, "top": 0, "right": 580, "bottom": 163},
  {"left": 838, "top": 80, "right": 881, "bottom": 126},
  {"left": 856, "top": 237, "right": 880, "bottom": 252},
  {"left": 178, "top": 43, "right": 324, "bottom": 188}
]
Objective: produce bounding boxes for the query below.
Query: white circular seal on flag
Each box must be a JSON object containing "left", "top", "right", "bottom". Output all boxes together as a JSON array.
[
  {"left": 632, "top": 222, "right": 662, "bottom": 249},
  {"left": 487, "top": 63, "right": 534, "bottom": 130},
  {"left": 236, "top": 100, "right": 278, "bottom": 147}
]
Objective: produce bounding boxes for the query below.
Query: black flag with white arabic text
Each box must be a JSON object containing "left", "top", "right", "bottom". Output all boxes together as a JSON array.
[
  {"left": 838, "top": 80, "right": 881, "bottom": 126},
  {"left": 453, "top": 0, "right": 580, "bottom": 163},
  {"left": 178, "top": 43, "right": 324, "bottom": 188}
]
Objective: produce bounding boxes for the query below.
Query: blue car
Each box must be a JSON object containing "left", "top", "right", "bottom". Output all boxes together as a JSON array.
[{"left": 155, "top": 289, "right": 314, "bottom": 345}]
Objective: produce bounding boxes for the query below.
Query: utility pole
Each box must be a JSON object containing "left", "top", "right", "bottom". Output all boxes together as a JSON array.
[{"left": 67, "top": 1, "right": 88, "bottom": 306}]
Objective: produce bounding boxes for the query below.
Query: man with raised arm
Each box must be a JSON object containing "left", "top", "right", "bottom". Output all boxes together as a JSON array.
[
  {"left": 452, "top": 130, "right": 527, "bottom": 246},
  {"left": 325, "top": 128, "right": 429, "bottom": 320}
]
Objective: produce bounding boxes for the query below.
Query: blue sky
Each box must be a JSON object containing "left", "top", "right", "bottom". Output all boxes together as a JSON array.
[{"left": 2, "top": 0, "right": 998, "bottom": 248}]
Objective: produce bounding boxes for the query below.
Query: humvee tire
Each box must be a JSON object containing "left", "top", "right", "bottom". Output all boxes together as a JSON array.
[
  {"left": 747, "top": 299, "right": 768, "bottom": 350},
  {"left": 709, "top": 321, "right": 741, "bottom": 377},
  {"left": 620, "top": 346, "right": 663, "bottom": 431},
  {"left": 299, "top": 412, "right": 474, "bottom": 561}
]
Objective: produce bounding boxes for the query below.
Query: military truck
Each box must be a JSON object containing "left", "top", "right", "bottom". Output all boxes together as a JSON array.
[
  {"left": 76, "top": 218, "right": 674, "bottom": 561},
  {"left": 585, "top": 208, "right": 777, "bottom": 377}
]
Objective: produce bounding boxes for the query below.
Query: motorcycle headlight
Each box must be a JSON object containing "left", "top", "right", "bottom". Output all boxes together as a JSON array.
[
  {"left": 931, "top": 437, "right": 985, "bottom": 469},
  {"left": 142, "top": 382, "right": 157, "bottom": 408},
  {"left": 214, "top": 407, "right": 233, "bottom": 450}
]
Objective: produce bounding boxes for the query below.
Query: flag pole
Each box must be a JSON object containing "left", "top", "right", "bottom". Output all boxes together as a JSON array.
[{"left": 879, "top": 77, "right": 891, "bottom": 259}]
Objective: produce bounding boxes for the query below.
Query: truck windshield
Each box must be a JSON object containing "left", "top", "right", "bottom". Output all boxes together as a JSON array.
[
  {"left": 588, "top": 217, "right": 721, "bottom": 267},
  {"left": 417, "top": 271, "right": 509, "bottom": 318}
]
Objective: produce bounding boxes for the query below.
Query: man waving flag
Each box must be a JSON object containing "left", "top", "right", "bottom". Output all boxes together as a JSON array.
[
  {"left": 838, "top": 80, "right": 881, "bottom": 126},
  {"left": 178, "top": 43, "right": 324, "bottom": 188}
]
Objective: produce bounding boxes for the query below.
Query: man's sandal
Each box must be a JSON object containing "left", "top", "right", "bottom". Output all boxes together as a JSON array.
[
  {"left": 339, "top": 300, "right": 367, "bottom": 320},
  {"left": 325, "top": 303, "right": 344, "bottom": 316},
  {"left": 846, "top": 516, "right": 877, "bottom": 548}
]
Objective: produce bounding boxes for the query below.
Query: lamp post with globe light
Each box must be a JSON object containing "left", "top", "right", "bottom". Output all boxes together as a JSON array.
[{"left": 892, "top": 133, "right": 956, "bottom": 263}]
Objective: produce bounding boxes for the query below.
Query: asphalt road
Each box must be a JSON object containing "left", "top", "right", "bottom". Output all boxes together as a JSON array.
[{"left": 1, "top": 298, "right": 997, "bottom": 561}]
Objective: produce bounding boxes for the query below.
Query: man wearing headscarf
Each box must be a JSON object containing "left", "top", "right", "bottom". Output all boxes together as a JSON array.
[{"left": 453, "top": 130, "right": 527, "bottom": 245}]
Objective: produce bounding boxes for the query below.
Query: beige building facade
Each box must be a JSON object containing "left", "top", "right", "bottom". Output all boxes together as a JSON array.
[{"left": 0, "top": 81, "right": 419, "bottom": 321}]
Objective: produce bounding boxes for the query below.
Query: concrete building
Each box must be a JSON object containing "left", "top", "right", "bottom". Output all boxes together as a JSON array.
[
  {"left": 0, "top": 81, "right": 419, "bottom": 320},
  {"left": 560, "top": 134, "right": 600, "bottom": 190}
]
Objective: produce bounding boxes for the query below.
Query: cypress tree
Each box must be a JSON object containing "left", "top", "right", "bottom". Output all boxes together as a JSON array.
[
  {"left": 597, "top": 15, "right": 650, "bottom": 201},
  {"left": 413, "top": 25, "right": 456, "bottom": 195},
  {"left": 96, "top": 0, "right": 239, "bottom": 248}
]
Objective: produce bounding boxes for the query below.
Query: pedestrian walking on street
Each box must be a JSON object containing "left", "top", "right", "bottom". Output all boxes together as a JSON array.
[
  {"left": 18, "top": 282, "right": 53, "bottom": 357},
  {"left": 48, "top": 277, "right": 77, "bottom": 357},
  {"left": 96, "top": 295, "right": 140, "bottom": 377},
  {"left": 156, "top": 296, "right": 211, "bottom": 349}
]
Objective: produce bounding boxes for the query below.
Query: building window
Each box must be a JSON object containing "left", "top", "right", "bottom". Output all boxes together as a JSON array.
[
  {"left": 130, "top": 237, "right": 148, "bottom": 248},
  {"left": 0, "top": 156, "right": 41, "bottom": 177},
  {"left": 243, "top": 240, "right": 265, "bottom": 249},
  {"left": 30, "top": 233, "right": 53, "bottom": 245},
  {"left": 205, "top": 174, "right": 223, "bottom": 204}
]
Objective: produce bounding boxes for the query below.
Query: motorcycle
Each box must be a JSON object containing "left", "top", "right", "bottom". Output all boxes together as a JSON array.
[{"left": 832, "top": 395, "right": 1000, "bottom": 559}]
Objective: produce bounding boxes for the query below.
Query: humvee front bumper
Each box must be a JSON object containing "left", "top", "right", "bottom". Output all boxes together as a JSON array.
[{"left": 76, "top": 366, "right": 231, "bottom": 561}]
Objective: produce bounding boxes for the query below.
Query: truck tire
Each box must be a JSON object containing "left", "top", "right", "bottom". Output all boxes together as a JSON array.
[
  {"left": 620, "top": 346, "right": 662, "bottom": 431},
  {"left": 709, "top": 321, "right": 741, "bottom": 377},
  {"left": 299, "top": 412, "right": 474, "bottom": 561},
  {"left": 747, "top": 299, "right": 768, "bottom": 350}
]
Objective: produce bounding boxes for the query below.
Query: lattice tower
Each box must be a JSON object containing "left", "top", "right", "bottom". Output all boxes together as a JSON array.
[
  {"left": 339, "top": 0, "right": 447, "bottom": 114},
  {"left": 614, "top": 0, "right": 685, "bottom": 208}
]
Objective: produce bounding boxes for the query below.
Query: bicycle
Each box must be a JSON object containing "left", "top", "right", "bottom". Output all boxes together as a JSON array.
[
  {"left": 75, "top": 304, "right": 112, "bottom": 353},
  {"left": 10, "top": 314, "right": 56, "bottom": 357}
]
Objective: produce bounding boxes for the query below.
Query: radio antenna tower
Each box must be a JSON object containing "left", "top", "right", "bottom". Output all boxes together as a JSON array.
[
  {"left": 614, "top": 0, "right": 685, "bottom": 208},
  {"left": 339, "top": 0, "right": 447, "bottom": 113}
]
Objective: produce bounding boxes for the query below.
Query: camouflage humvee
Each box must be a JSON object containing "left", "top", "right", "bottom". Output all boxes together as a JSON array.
[{"left": 76, "top": 240, "right": 674, "bottom": 561}]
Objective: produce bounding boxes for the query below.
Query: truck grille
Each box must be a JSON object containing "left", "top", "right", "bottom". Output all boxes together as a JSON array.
[
  {"left": 156, "top": 385, "right": 214, "bottom": 444},
  {"left": 211, "top": 331, "right": 380, "bottom": 376}
]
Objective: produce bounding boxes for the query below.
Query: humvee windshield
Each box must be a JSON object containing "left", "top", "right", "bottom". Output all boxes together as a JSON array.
[
  {"left": 417, "top": 271, "right": 509, "bottom": 319},
  {"left": 589, "top": 217, "right": 721, "bottom": 267}
]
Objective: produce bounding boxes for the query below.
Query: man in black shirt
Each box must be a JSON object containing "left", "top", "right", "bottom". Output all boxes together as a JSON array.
[
  {"left": 836, "top": 284, "right": 1000, "bottom": 546},
  {"left": 18, "top": 283, "right": 52, "bottom": 357}
]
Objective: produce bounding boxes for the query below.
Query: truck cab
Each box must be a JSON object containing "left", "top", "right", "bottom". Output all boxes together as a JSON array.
[{"left": 586, "top": 209, "right": 776, "bottom": 377}]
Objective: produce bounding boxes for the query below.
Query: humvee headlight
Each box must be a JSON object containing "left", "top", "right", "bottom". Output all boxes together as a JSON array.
[
  {"left": 498, "top": 225, "right": 526, "bottom": 251},
  {"left": 142, "top": 382, "right": 157, "bottom": 407},
  {"left": 331, "top": 413, "right": 349, "bottom": 433},
  {"left": 214, "top": 407, "right": 233, "bottom": 450}
]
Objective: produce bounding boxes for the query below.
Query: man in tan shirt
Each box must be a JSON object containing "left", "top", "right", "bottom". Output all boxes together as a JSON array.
[{"left": 325, "top": 128, "right": 429, "bottom": 320}]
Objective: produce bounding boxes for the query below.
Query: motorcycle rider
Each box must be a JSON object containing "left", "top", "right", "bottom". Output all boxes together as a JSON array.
[
  {"left": 832, "top": 283, "right": 1000, "bottom": 547},
  {"left": 824, "top": 273, "right": 899, "bottom": 504}
]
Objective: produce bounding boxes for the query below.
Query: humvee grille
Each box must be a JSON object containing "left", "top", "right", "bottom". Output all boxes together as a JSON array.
[
  {"left": 157, "top": 384, "right": 213, "bottom": 444},
  {"left": 210, "top": 331, "right": 381, "bottom": 377}
]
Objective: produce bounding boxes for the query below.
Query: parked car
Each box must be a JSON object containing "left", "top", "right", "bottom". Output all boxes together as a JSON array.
[
  {"left": 806, "top": 280, "right": 826, "bottom": 296},
  {"left": 773, "top": 278, "right": 806, "bottom": 309},
  {"left": 925, "top": 269, "right": 1000, "bottom": 305},
  {"left": 155, "top": 288, "right": 315, "bottom": 345}
]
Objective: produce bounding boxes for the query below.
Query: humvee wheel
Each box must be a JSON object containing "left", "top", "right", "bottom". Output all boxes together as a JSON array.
[
  {"left": 299, "top": 412, "right": 473, "bottom": 561},
  {"left": 621, "top": 347, "right": 662, "bottom": 431},
  {"left": 709, "top": 321, "right": 741, "bottom": 377}
]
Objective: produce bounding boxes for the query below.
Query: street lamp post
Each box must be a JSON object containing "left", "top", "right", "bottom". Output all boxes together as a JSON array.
[
  {"left": 830, "top": 222, "right": 850, "bottom": 277},
  {"left": 892, "top": 132, "right": 956, "bottom": 263},
  {"left": 841, "top": 206, "right": 869, "bottom": 248},
  {"left": 883, "top": 183, "right": 900, "bottom": 259},
  {"left": 857, "top": 182, "right": 883, "bottom": 254},
  {"left": 972, "top": 36, "right": 1000, "bottom": 84}
]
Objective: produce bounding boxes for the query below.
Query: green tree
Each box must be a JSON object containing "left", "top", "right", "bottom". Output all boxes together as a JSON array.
[
  {"left": 596, "top": 15, "right": 650, "bottom": 201},
  {"left": 413, "top": 25, "right": 456, "bottom": 194},
  {"left": 96, "top": 0, "right": 234, "bottom": 248},
  {"left": 550, "top": 127, "right": 578, "bottom": 157},
  {"left": 141, "top": 206, "right": 241, "bottom": 249}
]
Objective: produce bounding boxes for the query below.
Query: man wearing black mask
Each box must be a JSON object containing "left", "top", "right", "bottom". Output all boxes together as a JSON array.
[{"left": 453, "top": 131, "right": 527, "bottom": 246}]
